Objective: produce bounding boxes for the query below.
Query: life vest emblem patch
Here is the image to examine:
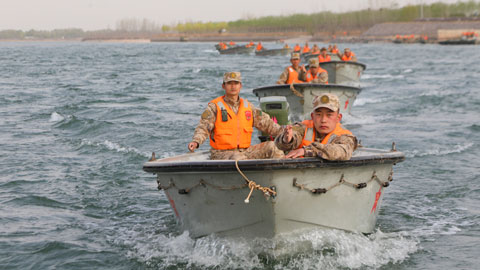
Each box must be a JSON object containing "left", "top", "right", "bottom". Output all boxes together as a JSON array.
[{"left": 245, "top": 110, "right": 252, "bottom": 121}]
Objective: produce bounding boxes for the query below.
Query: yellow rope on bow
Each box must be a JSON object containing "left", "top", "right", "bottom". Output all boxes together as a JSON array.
[{"left": 235, "top": 159, "right": 276, "bottom": 203}]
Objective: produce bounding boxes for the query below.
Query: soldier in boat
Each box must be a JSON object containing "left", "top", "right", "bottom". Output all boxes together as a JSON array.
[
  {"left": 318, "top": 47, "right": 331, "bottom": 63},
  {"left": 188, "top": 72, "right": 285, "bottom": 160},
  {"left": 299, "top": 58, "right": 328, "bottom": 84},
  {"left": 337, "top": 48, "right": 357, "bottom": 62},
  {"left": 275, "top": 93, "right": 358, "bottom": 160},
  {"left": 276, "top": 52, "right": 305, "bottom": 84}
]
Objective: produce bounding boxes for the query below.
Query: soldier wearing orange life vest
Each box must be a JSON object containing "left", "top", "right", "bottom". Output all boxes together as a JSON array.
[
  {"left": 256, "top": 42, "right": 264, "bottom": 51},
  {"left": 302, "top": 42, "right": 310, "bottom": 54},
  {"left": 188, "top": 72, "right": 285, "bottom": 160},
  {"left": 276, "top": 52, "right": 306, "bottom": 84},
  {"left": 337, "top": 48, "right": 357, "bottom": 62},
  {"left": 293, "top": 44, "right": 301, "bottom": 52},
  {"left": 318, "top": 47, "right": 331, "bottom": 62},
  {"left": 275, "top": 93, "right": 357, "bottom": 160},
  {"left": 299, "top": 58, "right": 328, "bottom": 84}
]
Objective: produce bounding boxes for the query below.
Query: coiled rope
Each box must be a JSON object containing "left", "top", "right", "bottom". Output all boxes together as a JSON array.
[{"left": 235, "top": 159, "right": 276, "bottom": 203}]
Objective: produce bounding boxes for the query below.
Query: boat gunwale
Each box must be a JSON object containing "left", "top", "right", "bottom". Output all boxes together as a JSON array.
[
  {"left": 143, "top": 149, "right": 405, "bottom": 173},
  {"left": 252, "top": 83, "right": 362, "bottom": 94},
  {"left": 318, "top": 60, "right": 367, "bottom": 70}
]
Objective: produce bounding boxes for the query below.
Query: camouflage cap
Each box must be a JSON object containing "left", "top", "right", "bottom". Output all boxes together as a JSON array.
[
  {"left": 223, "top": 71, "right": 242, "bottom": 83},
  {"left": 308, "top": 57, "right": 319, "bottom": 67},
  {"left": 290, "top": 52, "right": 300, "bottom": 60},
  {"left": 312, "top": 93, "right": 340, "bottom": 112}
]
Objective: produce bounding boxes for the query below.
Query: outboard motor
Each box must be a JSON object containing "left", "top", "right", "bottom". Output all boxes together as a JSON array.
[{"left": 258, "top": 96, "right": 290, "bottom": 142}]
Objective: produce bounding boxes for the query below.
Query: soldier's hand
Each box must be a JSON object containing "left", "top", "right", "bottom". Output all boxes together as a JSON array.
[
  {"left": 285, "top": 148, "right": 305, "bottom": 159},
  {"left": 301, "top": 65, "right": 306, "bottom": 72},
  {"left": 283, "top": 125, "right": 293, "bottom": 143},
  {"left": 188, "top": 142, "right": 199, "bottom": 152}
]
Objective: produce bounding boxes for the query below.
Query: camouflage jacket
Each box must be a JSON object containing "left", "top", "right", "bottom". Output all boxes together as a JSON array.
[
  {"left": 192, "top": 96, "right": 283, "bottom": 147},
  {"left": 276, "top": 66, "right": 306, "bottom": 84},
  {"left": 274, "top": 122, "right": 358, "bottom": 160},
  {"left": 298, "top": 70, "right": 328, "bottom": 84}
]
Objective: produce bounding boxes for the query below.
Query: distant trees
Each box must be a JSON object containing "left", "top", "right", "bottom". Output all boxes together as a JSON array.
[{"left": 0, "top": 1, "right": 478, "bottom": 39}]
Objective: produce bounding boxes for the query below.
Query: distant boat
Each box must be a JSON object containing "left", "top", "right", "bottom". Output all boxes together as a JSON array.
[
  {"left": 255, "top": 47, "right": 293, "bottom": 56},
  {"left": 217, "top": 45, "right": 255, "bottom": 55},
  {"left": 439, "top": 32, "right": 477, "bottom": 45}
]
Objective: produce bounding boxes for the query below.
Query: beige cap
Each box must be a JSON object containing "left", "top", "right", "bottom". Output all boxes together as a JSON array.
[
  {"left": 223, "top": 71, "right": 242, "bottom": 83},
  {"left": 291, "top": 52, "right": 300, "bottom": 60},
  {"left": 308, "top": 57, "right": 319, "bottom": 67},
  {"left": 312, "top": 93, "right": 340, "bottom": 112}
]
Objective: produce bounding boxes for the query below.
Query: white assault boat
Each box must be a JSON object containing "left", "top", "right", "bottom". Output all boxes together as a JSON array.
[{"left": 143, "top": 146, "right": 405, "bottom": 238}]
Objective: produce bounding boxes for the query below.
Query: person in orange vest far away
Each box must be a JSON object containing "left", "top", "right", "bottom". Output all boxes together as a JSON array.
[
  {"left": 283, "top": 43, "right": 291, "bottom": 49},
  {"left": 256, "top": 42, "right": 264, "bottom": 51},
  {"left": 327, "top": 44, "right": 333, "bottom": 52},
  {"left": 302, "top": 42, "right": 310, "bottom": 53},
  {"left": 275, "top": 93, "right": 357, "bottom": 160},
  {"left": 218, "top": 42, "right": 228, "bottom": 50},
  {"left": 337, "top": 48, "right": 357, "bottom": 62},
  {"left": 276, "top": 52, "right": 305, "bottom": 84},
  {"left": 228, "top": 41, "right": 236, "bottom": 46},
  {"left": 246, "top": 41, "right": 255, "bottom": 47},
  {"left": 330, "top": 44, "right": 339, "bottom": 54},
  {"left": 300, "top": 58, "right": 328, "bottom": 84},
  {"left": 318, "top": 47, "right": 331, "bottom": 62},
  {"left": 188, "top": 72, "right": 285, "bottom": 160},
  {"left": 293, "top": 43, "right": 301, "bottom": 52},
  {"left": 310, "top": 44, "right": 320, "bottom": 55}
]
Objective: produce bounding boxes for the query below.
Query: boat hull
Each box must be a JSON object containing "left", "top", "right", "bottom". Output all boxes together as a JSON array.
[
  {"left": 144, "top": 148, "right": 404, "bottom": 238},
  {"left": 255, "top": 48, "right": 293, "bottom": 56},
  {"left": 319, "top": 61, "right": 366, "bottom": 88},
  {"left": 218, "top": 46, "right": 255, "bottom": 54},
  {"left": 253, "top": 84, "right": 361, "bottom": 121}
]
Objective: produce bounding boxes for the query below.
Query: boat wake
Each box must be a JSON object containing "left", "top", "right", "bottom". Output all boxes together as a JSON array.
[
  {"left": 79, "top": 139, "right": 151, "bottom": 158},
  {"left": 405, "top": 142, "right": 474, "bottom": 158},
  {"left": 120, "top": 228, "right": 418, "bottom": 270}
]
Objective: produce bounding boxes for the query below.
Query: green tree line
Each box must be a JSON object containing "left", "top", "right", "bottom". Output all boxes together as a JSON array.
[{"left": 1, "top": 1, "right": 479, "bottom": 39}]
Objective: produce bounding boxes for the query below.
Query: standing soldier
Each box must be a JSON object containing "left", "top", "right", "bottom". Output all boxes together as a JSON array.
[
  {"left": 188, "top": 72, "right": 285, "bottom": 160},
  {"left": 276, "top": 52, "right": 305, "bottom": 84},
  {"left": 275, "top": 93, "right": 357, "bottom": 160}
]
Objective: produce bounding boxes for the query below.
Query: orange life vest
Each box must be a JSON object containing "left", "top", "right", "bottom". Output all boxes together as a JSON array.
[
  {"left": 286, "top": 66, "right": 304, "bottom": 84},
  {"left": 229, "top": 41, "right": 236, "bottom": 46},
  {"left": 341, "top": 52, "right": 355, "bottom": 61},
  {"left": 305, "top": 68, "right": 328, "bottom": 83},
  {"left": 298, "top": 120, "right": 352, "bottom": 148},
  {"left": 256, "top": 43, "right": 263, "bottom": 51},
  {"left": 209, "top": 96, "right": 254, "bottom": 150},
  {"left": 318, "top": 54, "right": 331, "bottom": 62},
  {"left": 302, "top": 46, "right": 310, "bottom": 53},
  {"left": 331, "top": 48, "right": 339, "bottom": 54},
  {"left": 294, "top": 45, "right": 301, "bottom": 52}
]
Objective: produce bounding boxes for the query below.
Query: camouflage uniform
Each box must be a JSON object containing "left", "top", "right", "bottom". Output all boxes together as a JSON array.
[
  {"left": 276, "top": 65, "right": 306, "bottom": 84},
  {"left": 276, "top": 52, "right": 305, "bottom": 84},
  {"left": 192, "top": 90, "right": 284, "bottom": 160},
  {"left": 299, "top": 57, "right": 328, "bottom": 84},
  {"left": 275, "top": 124, "right": 357, "bottom": 160},
  {"left": 274, "top": 93, "right": 358, "bottom": 161}
]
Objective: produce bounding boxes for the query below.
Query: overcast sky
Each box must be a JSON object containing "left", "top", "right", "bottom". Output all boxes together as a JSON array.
[{"left": 0, "top": 0, "right": 465, "bottom": 31}]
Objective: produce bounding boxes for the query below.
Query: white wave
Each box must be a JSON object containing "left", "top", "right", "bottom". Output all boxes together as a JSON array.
[
  {"left": 116, "top": 227, "right": 418, "bottom": 270},
  {"left": 192, "top": 68, "right": 201, "bottom": 73},
  {"left": 405, "top": 142, "right": 474, "bottom": 158},
  {"left": 362, "top": 74, "right": 404, "bottom": 79},
  {"left": 80, "top": 139, "right": 150, "bottom": 158},
  {"left": 353, "top": 97, "right": 385, "bottom": 106},
  {"left": 49, "top": 112, "right": 65, "bottom": 122},
  {"left": 403, "top": 69, "right": 413, "bottom": 73}
]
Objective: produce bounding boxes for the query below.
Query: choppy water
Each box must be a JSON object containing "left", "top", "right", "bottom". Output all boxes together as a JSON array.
[{"left": 0, "top": 41, "right": 479, "bottom": 270}]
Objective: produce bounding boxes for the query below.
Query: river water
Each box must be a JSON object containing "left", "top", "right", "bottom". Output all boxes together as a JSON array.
[{"left": 0, "top": 41, "right": 478, "bottom": 269}]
